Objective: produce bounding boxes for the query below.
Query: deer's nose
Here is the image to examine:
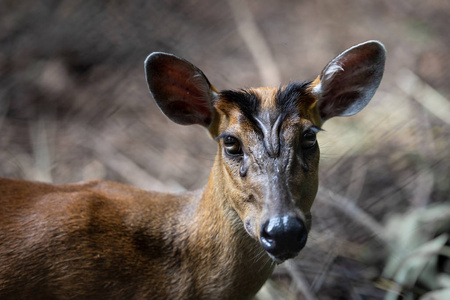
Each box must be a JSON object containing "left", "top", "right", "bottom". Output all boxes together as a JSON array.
[{"left": 260, "top": 216, "right": 307, "bottom": 261}]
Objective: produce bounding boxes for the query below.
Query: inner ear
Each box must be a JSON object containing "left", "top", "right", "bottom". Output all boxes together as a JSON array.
[{"left": 145, "top": 52, "right": 218, "bottom": 127}]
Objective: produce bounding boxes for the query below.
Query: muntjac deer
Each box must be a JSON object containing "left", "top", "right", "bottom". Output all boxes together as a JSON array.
[{"left": 0, "top": 41, "right": 385, "bottom": 299}]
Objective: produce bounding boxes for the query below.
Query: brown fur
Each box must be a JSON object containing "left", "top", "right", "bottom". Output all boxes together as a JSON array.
[{"left": 0, "top": 175, "right": 273, "bottom": 299}]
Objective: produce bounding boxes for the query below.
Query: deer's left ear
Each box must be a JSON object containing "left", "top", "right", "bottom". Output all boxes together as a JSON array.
[{"left": 311, "top": 40, "right": 386, "bottom": 123}]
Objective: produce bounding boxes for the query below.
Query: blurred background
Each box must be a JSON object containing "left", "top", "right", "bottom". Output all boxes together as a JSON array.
[{"left": 1, "top": 0, "right": 449, "bottom": 299}]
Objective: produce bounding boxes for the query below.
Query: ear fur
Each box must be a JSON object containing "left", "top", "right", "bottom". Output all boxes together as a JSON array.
[
  {"left": 311, "top": 40, "right": 386, "bottom": 122},
  {"left": 145, "top": 52, "right": 217, "bottom": 127}
]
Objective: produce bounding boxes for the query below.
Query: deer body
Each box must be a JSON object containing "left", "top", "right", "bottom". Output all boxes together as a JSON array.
[
  {"left": 0, "top": 177, "right": 270, "bottom": 299},
  {"left": 0, "top": 41, "right": 385, "bottom": 299}
]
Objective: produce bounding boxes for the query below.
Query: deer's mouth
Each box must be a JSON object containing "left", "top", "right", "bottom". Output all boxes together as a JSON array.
[{"left": 266, "top": 251, "right": 299, "bottom": 264}]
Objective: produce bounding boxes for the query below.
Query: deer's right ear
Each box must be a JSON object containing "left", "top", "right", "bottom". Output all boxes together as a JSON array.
[{"left": 145, "top": 52, "right": 218, "bottom": 127}]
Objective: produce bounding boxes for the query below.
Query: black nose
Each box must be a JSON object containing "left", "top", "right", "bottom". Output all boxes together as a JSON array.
[{"left": 260, "top": 216, "right": 308, "bottom": 260}]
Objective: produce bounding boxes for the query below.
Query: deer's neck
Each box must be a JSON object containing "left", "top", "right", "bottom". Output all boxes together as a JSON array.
[{"left": 182, "top": 158, "right": 274, "bottom": 299}]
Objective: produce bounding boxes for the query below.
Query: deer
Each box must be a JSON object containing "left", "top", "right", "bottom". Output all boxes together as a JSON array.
[{"left": 0, "top": 40, "right": 385, "bottom": 299}]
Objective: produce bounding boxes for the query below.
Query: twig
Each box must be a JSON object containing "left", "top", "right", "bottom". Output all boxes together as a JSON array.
[
  {"left": 345, "top": 156, "right": 368, "bottom": 202},
  {"left": 317, "top": 186, "right": 389, "bottom": 244},
  {"left": 396, "top": 68, "right": 450, "bottom": 125},
  {"left": 29, "top": 115, "right": 54, "bottom": 183},
  {"left": 86, "top": 131, "right": 183, "bottom": 192},
  {"left": 284, "top": 260, "right": 318, "bottom": 300},
  {"left": 310, "top": 244, "right": 337, "bottom": 293},
  {"left": 227, "top": 0, "right": 281, "bottom": 86}
]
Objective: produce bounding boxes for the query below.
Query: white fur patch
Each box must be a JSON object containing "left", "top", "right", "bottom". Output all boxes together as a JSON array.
[
  {"left": 311, "top": 81, "right": 322, "bottom": 97},
  {"left": 324, "top": 63, "right": 344, "bottom": 80}
]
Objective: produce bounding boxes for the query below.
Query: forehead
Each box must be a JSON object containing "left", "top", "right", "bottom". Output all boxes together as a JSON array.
[{"left": 217, "top": 82, "right": 320, "bottom": 128}]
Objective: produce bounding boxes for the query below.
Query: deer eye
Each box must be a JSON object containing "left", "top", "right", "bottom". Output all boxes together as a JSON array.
[
  {"left": 223, "top": 136, "right": 243, "bottom": 156},
  {"left": 302, "top": 129, "right": 317, "bottom": 149}
]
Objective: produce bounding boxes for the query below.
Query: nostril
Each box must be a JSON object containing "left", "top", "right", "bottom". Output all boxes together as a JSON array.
[
  {"left": 260, "top": 221, "right": 276, "bottom": 250},
  {"left": 296, "top": 225, "right": 308, "bottom": 249},
  {"left": 290, "top": 217, "right": 306, "bottom": 238},
  {"left": 288, "top": 217, "right": 308, "bottom": 251}
]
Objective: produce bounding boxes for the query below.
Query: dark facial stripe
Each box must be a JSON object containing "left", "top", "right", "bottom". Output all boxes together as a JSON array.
[
  {"left": 275, "top": 81, "right": 312, "bottom": 116},
  {"left": 219, "top": 89, "right": 261, "bottom": 127}
]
